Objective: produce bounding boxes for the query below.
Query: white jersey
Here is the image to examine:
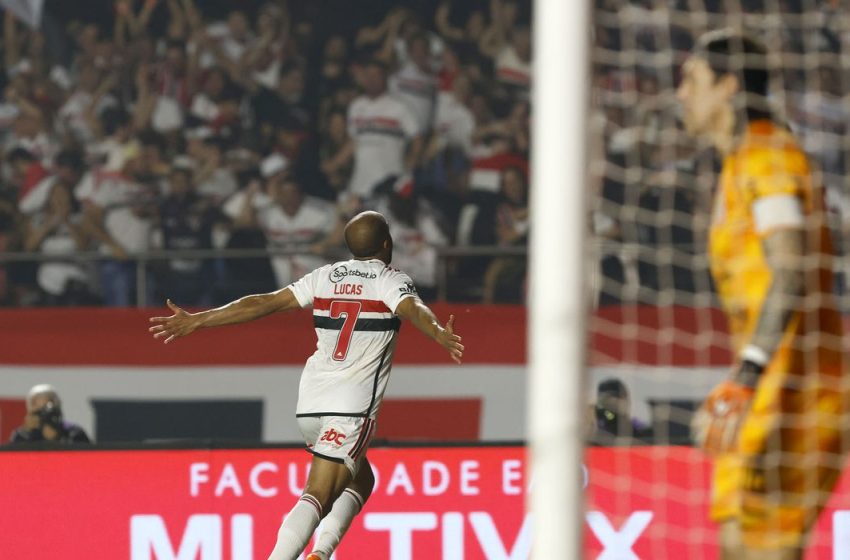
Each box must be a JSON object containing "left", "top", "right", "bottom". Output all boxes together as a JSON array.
[
  {"left": 347, "top": 93, "right": 419, "bottom": 199},
  {"left": 287, "top": 258, "right": 419, "bottom": 419},
  {"left": 257, "top": 196, "right": 335, "bottom": 287},
  {"left": 389, "top": 61, "right": 437, "bottom": 132}
]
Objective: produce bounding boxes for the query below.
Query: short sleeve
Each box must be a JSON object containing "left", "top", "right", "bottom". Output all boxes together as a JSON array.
[
  {"left": 381, "top": 268, "right": 420, "bottom": 313},
  {"left": 287, "top": 265, "right": 329, "bottom": 308},
  {"left": 742, "top": 147, "right": 806, "bottom": 201},
  {"left": 741, "top": 147, "right": 808, "bottom": 235}
]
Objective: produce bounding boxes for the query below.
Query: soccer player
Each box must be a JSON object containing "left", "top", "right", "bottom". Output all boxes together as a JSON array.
[
  {"left": 678, "top": 30, "right": 848, "bottom": 559},
  {"left": 149, "top": 211, "right": 464, "bottom": 560}
]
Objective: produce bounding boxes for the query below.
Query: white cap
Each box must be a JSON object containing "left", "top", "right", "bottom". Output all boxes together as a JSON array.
[
  {"left": 260, "top": 153, "right": 289, "bottom": 178},
  {"left": 27, "top": 384, "right": 60, "bottom": 409},
  {"left": 172, "top": 155, "right": 196, "bottom": 171}
]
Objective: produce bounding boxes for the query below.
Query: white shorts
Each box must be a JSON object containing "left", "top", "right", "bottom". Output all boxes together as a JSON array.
[{"left": 297, "top": 415, "right": 376, "bottom": 476}]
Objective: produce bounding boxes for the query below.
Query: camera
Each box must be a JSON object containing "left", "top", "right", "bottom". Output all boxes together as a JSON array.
[
  {"left": 595, "top": 404, "right": 620, "bottom": 430},
  {"left": 36, "top": 402, "right": 63, "bottom": 431}
]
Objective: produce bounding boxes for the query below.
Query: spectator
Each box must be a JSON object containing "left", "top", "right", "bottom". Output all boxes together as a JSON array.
[
  {"left": 9, "top": 384, "right": 90, "bottom": 444},
  {"left": 319, "top": 108, "right": 354, "bottom": 195},
  {"left": 478, "top": 1, "right": 531, "bottom": 99},
  {"left": 377, "top": 189, "right": 448, "bottom": 300},
  {"left": 232, "top": 175, "right": 334, "bottom": 288},
  {"left": 790, "top": 61, "right": 846, "bottom": 187},
  {"left": 78, "top": 152, "right": 158, "bottom": 306},
  {"left": 347, "top": 59, "right": 422, "bottom": 203},
  {"left": 56, "top": 64, "right": 119, "bottom": 144},
  {"left": 216, "top": 175, "right": 278, "bottom": 302},
  {"left": 318, "top": 35, "right": 350, "bottom": 103},
  {"left": 188, "top": 67, "right": 241, "bottom": 131},
  {"left": 153, "top": 158, "right": 218, "bottom": 305},
  {"left": 87, "top": 107, "right": 136, "bottom": 172},
  {"left": 482, "top": 165, "right": 528, "bottom": 303},
  {"left": 434, "top": 1, "right": 488, "bottom": 66},
  {"left": 136, "top": 129, "right": 172, "bottom": 183},
  {"left": 150, "top": 40, "right": 193, "bottom": 135},
  {"left": 6, "top": 147, "right": 48, "bottom": 204},
  {"left": 243, "top": 3, "right": 288, "bottom": 89},
  {"left": 23, "top": 184, "right": 95, "bottom": 306},
  {"left": 590, "top": 378, "right": 653, "bottom": 444},
  {"left": 389, "top": 32, "right": 438, "bottom": 133},
  {"left": 219, "top": 10, "right": 255, "bottom": 64},
  {"left": 193, "top": 135, "right": 239, "bottom": 204},
  {"left": 432, "top": 72, "right": 476, "bottom": 157},
  {"left": 20, "top": 149, "right": 87, "bottom": 217}
]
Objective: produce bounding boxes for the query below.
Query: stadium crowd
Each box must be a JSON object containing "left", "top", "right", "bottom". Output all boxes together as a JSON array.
[
  {"left": 0, "top": 0, "right": 531, "bottom": 307},
  {"left": 592, "top": 0, "right": 850, "bottom": 306},
  {"left": 2, "top": 0, "right": 847, "bottom": 310}
]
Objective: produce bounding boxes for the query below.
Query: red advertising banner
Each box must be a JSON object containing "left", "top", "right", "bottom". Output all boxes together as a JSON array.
[{"left": 1, "top": 446, "right": 849, "bottom": 559}]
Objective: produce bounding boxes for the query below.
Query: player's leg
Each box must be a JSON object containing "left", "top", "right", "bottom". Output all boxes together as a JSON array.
[
  {"left": 268, "top": 455, "right": 353, "bottom": 560},
  {"left": 308, "top": 456, "right": 376, "bottom": 560},
  {"left": 737, "top": 378, "right": 844, "bottom": 560}
]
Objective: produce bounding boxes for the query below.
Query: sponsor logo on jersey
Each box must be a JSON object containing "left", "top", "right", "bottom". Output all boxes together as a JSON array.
[
  {"left": 330, "top": 265, "right": 377, "bottom": 284},
  {"left": 399, "top": 281, "right": 417, "bottom": 295},
  {"left": 320, "top": 428, "right": 347, "bottom": 446}
]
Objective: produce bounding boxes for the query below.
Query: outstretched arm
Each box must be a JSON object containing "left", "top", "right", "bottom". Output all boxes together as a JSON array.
[
  {"left": 149, "top": 288, "right": 301, "bottom": 343},
  {"left": 395, "top": 298, "right": 464, "bottom": 364}
]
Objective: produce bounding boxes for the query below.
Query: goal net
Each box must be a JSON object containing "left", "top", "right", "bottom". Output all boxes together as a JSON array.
[{"left": 586, "top": 1, "right": 850, "bottom": 557}]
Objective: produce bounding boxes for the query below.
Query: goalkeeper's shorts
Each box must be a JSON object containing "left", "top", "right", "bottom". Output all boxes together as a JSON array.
[{"left": 710, "top": 365, "right": 849, "bottom": 550}]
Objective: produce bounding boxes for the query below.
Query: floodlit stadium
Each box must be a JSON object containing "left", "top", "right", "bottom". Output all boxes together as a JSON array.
[{"left": 1, "top": 0, "right": 850, "bottom": 559}]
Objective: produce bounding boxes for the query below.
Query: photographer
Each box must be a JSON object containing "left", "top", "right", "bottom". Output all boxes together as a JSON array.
[
  {"left": 9, "top": 385, "right": 90, "bottom": 444},
  {"left": 590, "top": 378, "right": 653, "bottom": 445}
]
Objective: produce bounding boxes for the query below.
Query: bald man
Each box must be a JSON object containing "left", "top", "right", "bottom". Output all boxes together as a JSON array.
[
  {"left": 149, "top": 211, "right": 464, "bottom": 560},
  {"left": 10, "top": 384, "right": 90, "bottom": 444}
]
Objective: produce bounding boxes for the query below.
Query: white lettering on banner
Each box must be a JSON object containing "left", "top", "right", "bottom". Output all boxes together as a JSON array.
[
  {"left": 586, "top": 511, "right": 653, "bottom": 560},
  {"left": 363, "top": 512, "right": 531, "bottom": 558},
  {"left": 364, "top": 512, "right": 439, "bottom": 559},
  {"left": 186, "top": 459, "right": 530, "bottom": 499},
  {"left": 215, "top": 463, "right": 243, "bottom": 497},
  {"left": 250, "top": 462, "right": 278, "bottom": 498},
  {"left": 130, "top": 515, "right": 222, "bottom": 560},
  {"left": 502, "top": 460, "right": 522, "bottom": 495},
  {"left": 460, "top": 461, "right": 480, "bottom": 495},
  {"left": 288, "top": 463, "right": 309, "bottom": 496},
  {"left": 442, "top": 512, "right": 464, "bottom": 560},
  {"left": 231, "top": 514, "right": 252, "bottom": 560},
  {"left": 189, "top": 463, "right": 209, "bottom": 497},
  {"left": 470, "top": 512, "right": 532, "bottom": 559},
  {"left": 386, "top": 463, "right": 416, "bottom": 495},
  {"left": 835, "top": 511, "right": 850, "bottom": 560},
  {"left": 423, "top": 461, "right": 450, "bottom": 496}
]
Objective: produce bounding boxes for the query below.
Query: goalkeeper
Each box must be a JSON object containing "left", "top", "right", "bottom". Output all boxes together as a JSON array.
[{"left": 678, "top": 30, "right": 848, "bottom": 559}]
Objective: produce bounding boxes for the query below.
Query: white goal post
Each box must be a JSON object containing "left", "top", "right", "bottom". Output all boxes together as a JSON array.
[{"left": 528, "top": 0, "right": 590, "bottom": 558}]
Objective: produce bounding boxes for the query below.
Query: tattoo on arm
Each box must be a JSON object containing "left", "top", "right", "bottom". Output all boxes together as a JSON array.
[{"left": 748, "top": 228, "right": 806, "bottom": 357}]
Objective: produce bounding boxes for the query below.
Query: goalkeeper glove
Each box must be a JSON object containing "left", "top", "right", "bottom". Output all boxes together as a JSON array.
[{"left": 692, "top": 360, "right": 763, "bottom": 455}]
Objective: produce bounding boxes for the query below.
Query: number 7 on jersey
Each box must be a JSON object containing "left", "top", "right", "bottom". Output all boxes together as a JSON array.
[{"left": 330, "top": 300, "right": 362, "bottom": 361}]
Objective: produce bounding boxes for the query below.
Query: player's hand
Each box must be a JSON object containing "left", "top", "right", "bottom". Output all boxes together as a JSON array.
[
  {"left": 148, "top": 299, "right": 200, "bottom": 344},
  {"left": 436, "top": 314, "right": 464, "bottom": 364},
  {"left": 692, "top": 379, "right": 754, "bottom": 456}
]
